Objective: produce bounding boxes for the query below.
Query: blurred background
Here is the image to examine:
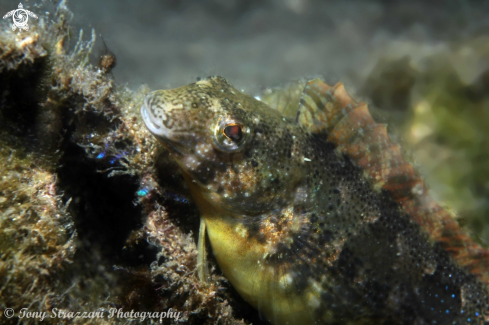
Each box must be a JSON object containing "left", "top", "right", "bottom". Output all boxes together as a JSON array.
[{"left": 66, "top": 0, "right": 489, "bottom": 91}]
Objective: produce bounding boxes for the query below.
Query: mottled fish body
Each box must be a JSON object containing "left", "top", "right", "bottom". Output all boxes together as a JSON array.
[{"left": 141, "top": 76, "right": 489, "bottom": 324}]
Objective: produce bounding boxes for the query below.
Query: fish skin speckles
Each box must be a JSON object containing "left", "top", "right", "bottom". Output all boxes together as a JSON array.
[{"left": 141, "top": 76, "right": 489, "bottom": 324}]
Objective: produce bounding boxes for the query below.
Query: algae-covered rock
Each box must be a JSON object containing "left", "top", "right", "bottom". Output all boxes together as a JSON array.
[
  {"left": 0, "top": 140, "right": 76, "bottom": 320},
  {"left": 0, "top": 2, "right": 252, "bottom": 324}
]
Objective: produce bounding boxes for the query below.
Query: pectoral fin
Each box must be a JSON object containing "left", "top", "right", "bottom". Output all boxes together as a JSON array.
[{"left": 197, "top": 217, "right": 210, "bottom": 282}]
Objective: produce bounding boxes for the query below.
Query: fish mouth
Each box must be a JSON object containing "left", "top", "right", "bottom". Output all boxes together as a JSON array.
[{"left": 140, "top": 96, "right": 171, "bottom": 139}]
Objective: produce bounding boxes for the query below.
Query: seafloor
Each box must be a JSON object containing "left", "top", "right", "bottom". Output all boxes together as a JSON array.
[{"left": 0, "top": 0, "right": 488, "bottom": 324}]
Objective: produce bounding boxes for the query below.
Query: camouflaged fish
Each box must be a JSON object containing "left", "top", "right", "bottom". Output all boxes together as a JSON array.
[{"left": 141, "top": 76, "right": 489, "bottom": 324}]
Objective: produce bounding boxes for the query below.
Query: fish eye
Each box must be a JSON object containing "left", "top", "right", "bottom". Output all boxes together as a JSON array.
[
  {"left": 213, "top": 118, "right": 251, "bottom": 152},
  {"left": 223, "top": 124, "right": 242, "bottom": 142}
]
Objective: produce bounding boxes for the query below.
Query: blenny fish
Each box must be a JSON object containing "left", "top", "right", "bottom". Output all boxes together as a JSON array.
[{"left": 141, "top": 76, "right": 489, "bottom": 324}]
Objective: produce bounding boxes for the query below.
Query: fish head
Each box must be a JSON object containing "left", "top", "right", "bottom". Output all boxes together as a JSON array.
[{"left": 141, "top": 76, "right": 305, "bottom": 215}]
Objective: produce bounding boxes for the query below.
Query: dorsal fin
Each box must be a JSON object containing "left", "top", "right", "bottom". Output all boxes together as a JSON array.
[
  {"left": 297, "top": 78, "right": 489, "bottom": 287},
  {"left": 260, "top": 79, "right": 307, "bottom": 119}
]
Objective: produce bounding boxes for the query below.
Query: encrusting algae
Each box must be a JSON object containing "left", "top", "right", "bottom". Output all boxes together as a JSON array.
[{"left": 141, "top": 76, "right": 489, "bottom": 324}]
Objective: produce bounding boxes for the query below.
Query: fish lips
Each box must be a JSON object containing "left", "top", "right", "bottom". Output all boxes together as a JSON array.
[
  {"left": 140, "top": 97, "right": 197, "bottom": 158},
  {"left": 140, "top": 97, "right": 172, "bottom": 141}
]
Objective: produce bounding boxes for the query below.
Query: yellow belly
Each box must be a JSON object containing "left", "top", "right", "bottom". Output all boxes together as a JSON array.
[
  {"left": 205, "top": 215, "right": 314, "bottom": 325},
  {"left": 183, "top": 171, "right": 315, "bottom": 325}
]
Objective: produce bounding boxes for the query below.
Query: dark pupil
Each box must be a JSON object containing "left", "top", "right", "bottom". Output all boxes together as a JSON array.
[{"left": 224, "top": 124, "right": 242, "bottom": 142}]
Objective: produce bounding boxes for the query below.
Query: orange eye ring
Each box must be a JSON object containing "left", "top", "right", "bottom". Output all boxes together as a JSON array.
[{"left": 213, "top": 118, "right": 251, "bottom": 152}]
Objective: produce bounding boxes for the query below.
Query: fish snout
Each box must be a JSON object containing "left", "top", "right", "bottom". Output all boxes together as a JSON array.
[{"left": 140, "top": 92, "right": 172, "bottom": 139}]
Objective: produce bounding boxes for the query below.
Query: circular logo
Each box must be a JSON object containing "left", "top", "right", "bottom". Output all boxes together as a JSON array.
[
  {"left": 13, "top": 9, "right": 28, "bottom": 27},
  {"left": 4, "top": 308, "right": 14, "bottom": 318},
  {"left": 3, "top": 3, "right": 38, "bottom": 32}
]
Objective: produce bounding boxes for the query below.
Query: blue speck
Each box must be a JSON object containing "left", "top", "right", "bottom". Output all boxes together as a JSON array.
[
  {"left": 115, "top": 151, "right": 128, "bottom": 159},
  {"left": 452, "top": 294, "right": 455, "bottom": 298},
  {"left": 468, "top": 318, "right": 471, "bottom": 322},
  {"left": 475, "top": 312, "right": 480, "bottom": 317},
  {"left": 137, "top": 189, "right": 149, "bottom": 197},
  {"left": 96, "top": 152, "right": 105, "bottom": 159},
  {"left": 446, "top": 310, "right": 449, "bottom": 314},
  {"left": 163, "top": 191, "right": 189, "bottom": 204}
]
